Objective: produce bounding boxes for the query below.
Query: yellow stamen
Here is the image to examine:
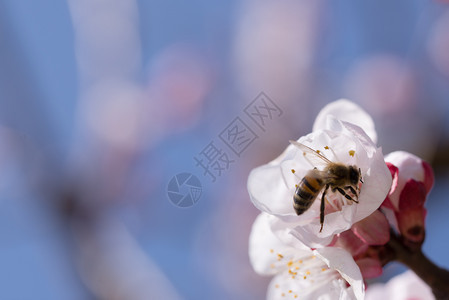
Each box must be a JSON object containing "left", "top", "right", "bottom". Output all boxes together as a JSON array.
[{"left": 349, "top": 150, "right": 355, "bottom": 157}]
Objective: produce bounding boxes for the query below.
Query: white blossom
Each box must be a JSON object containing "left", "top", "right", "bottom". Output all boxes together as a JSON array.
[
  {"left": 249, "top": 213, "right": 364, "bottom": 300},
  {"left": 365, "top": 270, "right": 434, "bottom": 300},
  {"left": 248, "top": 100, "right": 392, "bottom": 247}
]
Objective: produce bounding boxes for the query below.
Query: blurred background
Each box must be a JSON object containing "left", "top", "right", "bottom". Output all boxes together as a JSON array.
[{"left": 1, "top": 0, "right": 449, "bottom": 299}]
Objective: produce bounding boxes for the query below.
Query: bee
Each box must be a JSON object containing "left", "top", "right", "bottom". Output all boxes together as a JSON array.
[{"left": 290, "top": 140, "right": 363, "bottom": 233}]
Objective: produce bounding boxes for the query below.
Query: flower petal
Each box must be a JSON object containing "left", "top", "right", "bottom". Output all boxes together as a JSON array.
[
  {"left": 356, "top": 257, "right": 382, "bottom": 279},
  {"left": 313, "top": 99, "right": 378, "bottom": 144},
  {"left": 384, "top": 151, "right": 425, "bottom": 181},
  {"left": 382, "top": 163, "right": 399, "bottom": 210},
  {"left": 422, "top": 161, "right": 434, "bottom": 194},
  {"left": 384, "top": 151, "right": 427, "bottom": 209},
  {"left": 398, "top": 179, "right": 427, "bottom": 211},
  {"left": 267, "top": 269, "right": 353, "bottom": 300},
  {"left": 249, "top": 213, "right": 310, "bottom": 275},
  {"left": 247, "top": 164, "right": 293, "bottom": 216},
  {"left": 352, "top": 147, "right": 392, "bottom": 223},
  {"left": 335, "top": 230, "right": 368, "bottom": 257},
  {"left": 352, "top": 210, "right": 390, "bottom": 246},
  {"left": 315, "top": 247, "right": 365, "bottom": 300},
  {"left": 289, "top": 205, "right": 355, "bottom": 248},
  {"left": 365, "top": 270, "right": 434, "bottom": 300}
]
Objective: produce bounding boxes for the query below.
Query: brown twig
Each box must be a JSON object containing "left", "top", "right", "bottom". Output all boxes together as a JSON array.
[{"left": 387, "top": 232, "right": 449, "bottom": 300}]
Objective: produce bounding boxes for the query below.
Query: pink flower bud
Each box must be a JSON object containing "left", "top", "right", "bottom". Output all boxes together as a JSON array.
[{"left": 383, "top": 151, "right": 434, "bottom": 244}]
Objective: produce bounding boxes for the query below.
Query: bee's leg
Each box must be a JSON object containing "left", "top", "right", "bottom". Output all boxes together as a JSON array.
[
  {"left": 334, "top": 187, "right": 359, "bottom": 203},
  {"left": 344, "top": 186, "right": 358, "bottom": 199},
  {"left": 320, "top": 184, "right": 330, "bottom": 233}
]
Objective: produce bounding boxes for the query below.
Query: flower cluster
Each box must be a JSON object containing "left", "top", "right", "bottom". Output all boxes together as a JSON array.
[{"left": 248, "top": 100, "right": 434, "bottom": 299}]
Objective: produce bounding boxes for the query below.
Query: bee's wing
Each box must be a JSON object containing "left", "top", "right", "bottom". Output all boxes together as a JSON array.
[{"left": 289, "top": 140, "right": 332, "bottom": 168}]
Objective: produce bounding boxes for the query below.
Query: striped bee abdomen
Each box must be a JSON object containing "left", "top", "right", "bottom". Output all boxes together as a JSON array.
[{"left": 293, "top": 175, "right": 324, "bottom": 215}]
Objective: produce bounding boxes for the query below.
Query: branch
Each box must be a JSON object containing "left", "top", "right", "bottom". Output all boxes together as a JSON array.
[{"left": 387, "top": 233, "right": 449, "bottom": 300}]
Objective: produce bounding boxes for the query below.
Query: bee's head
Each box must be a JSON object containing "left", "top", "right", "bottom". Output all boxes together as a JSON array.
[{"left": 349, "top": 166, "right": 361, "bottom": 185}]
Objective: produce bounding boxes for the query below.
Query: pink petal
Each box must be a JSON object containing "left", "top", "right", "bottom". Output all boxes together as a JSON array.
[
  {"left": 386, "top": 162, "right": 399, "bottom": 193},
  {"left": 381, "top": 163, "right": 398, "bottom": 210},
  {"left": 396, "top": 207, "right": 427, "bottom": 244},
  {"left": 398, "top": 179, "right": 427, "bottom": 211},
  {"left": 356, "top": 257, "right": 382, "bottom": 279},
  {"left": 352, "top": 210, "right": 390, "bottom": 245},
  {"left": 422, "top": 161, "right": 434, "bottom": 194},
  {"left": 381, "top": 196, "right": 395, "bottom": 210},
  {"left": 335, "top": 230, "right": 368, "bottom": 257},
  {"left": 384, "top": 151, "right": 427, "bottom": 210}
]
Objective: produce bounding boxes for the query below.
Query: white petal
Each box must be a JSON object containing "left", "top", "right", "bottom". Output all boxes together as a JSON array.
[
  {"left": 289, "top": 207, "right": 354, "bottom": 248},
  {"left": 313, "top": 99, "right": 378, "bottom": 144},
  {"left": 365, "top": 270, "right": 434, "bottom": 300},
  {"left": 384, "top": 152, "right": 424, "bottom": 177},
  {"left": 251, "top": 216, "right": 361, "bottom": 299},
  {"left": 267, "top": 270, "right": 349, "bottom": 300},
  {"left": 247, "top": 144, "right": 299, "bottom": 216},
  {"left": 353, "top": 147, "right": 392, "bottom": 222},
  {"left": 249, "top": 213, "right": 310, "bottom": 275},
  {"left": 314, "top": 248, "right": 365, "bottom": 300}
]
